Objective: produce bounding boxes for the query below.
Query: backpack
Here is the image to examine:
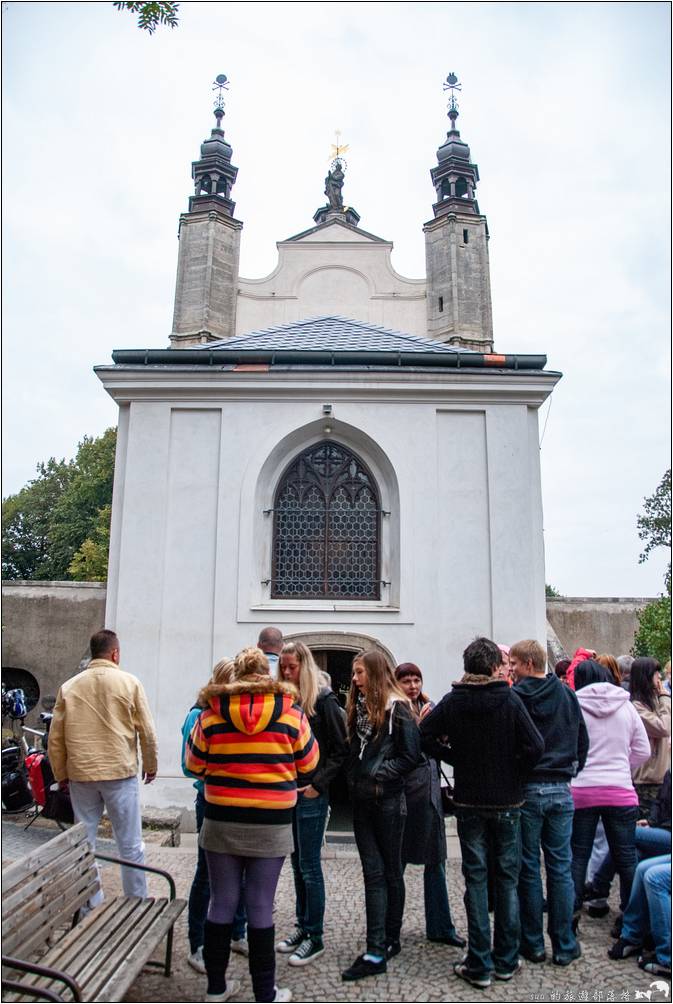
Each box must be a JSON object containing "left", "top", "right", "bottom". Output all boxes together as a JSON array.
[{"left": 25, "top": 750, "right": 54, "bottom": 807}]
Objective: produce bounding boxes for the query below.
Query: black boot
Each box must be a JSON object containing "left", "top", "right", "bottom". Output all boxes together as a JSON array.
[
  {"left": 248, "top": 925, "right": 277, "bottom": 1002},
  {"left": 203, "top": 919, "right": 233, "bottom": 996}
]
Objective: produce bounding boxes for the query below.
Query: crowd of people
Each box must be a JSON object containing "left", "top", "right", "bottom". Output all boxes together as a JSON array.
[{"left": 46, "top": 626, "right": 670, "bottom": 1004}]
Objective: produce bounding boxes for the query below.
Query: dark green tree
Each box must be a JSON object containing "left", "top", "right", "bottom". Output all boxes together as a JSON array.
[
  {"left": 113, "top": 2, "right": 179, "bottom": 33},
  {"left": 633, "top": 468, "right": 672, "bottom": 662},
  {"left": 2, "top": 429, "right": 116, "bottom": 582},
  {"left": 545, "top": 583, "right": 562, "bottom": 598}
]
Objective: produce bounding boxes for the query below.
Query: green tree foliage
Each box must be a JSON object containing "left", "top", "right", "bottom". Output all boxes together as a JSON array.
[
  {"left": 113, "top": 2, "right": 179, "bottom": 33},
  {"left": 633, "top": 595, "right": 672, "bottom": 665},
  {"left": 2, "top": 429, "right": 116, "bottom": 582},
  {"left": 69, "top": 505, "right": 112, "bottom": 581},
  {"left": 545, "top": 583, "right": 562, "bottom": 598},
  {"left": 637, "top": 468, "right": 671, "bottom": 592},
  {"left": 633, "top": 468, "right": 672, "bottom": 662}
]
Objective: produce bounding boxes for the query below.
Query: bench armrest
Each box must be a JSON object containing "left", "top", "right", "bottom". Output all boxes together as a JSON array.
[
  {"left": 2, "top": 956, "right": 83, "bottom": 1002},
  {"left": 94, "top": 853, "right": 177, "bottom": 900}
]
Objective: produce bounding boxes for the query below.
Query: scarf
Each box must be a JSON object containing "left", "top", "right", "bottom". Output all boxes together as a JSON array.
[{"left": 355, "top": 693, "right": 374, "bottom": 758}]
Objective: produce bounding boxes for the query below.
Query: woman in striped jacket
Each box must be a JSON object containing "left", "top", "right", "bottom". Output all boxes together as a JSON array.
[{"left": 185, "top": 646, "right": 319, "bottom": 1004}]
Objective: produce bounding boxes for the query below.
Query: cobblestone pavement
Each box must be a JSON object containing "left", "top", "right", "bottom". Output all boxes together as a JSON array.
[{"left": 3, "top": 820, "right": 670, "bottom": 1004}]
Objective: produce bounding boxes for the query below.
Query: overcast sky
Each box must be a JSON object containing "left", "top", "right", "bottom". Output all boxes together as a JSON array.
[{"left": 3, "top": 1, "right": 670, "bottom": 597}]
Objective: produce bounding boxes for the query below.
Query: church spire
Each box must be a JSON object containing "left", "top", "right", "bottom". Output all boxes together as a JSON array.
[
  {"left": 423, "top": 74, "right": 494, "bottom": 352},
  {"left": 429, "top": 73, "right": 481, "bottom": 217},
  {"left": 169, "top": 75, "right": 242, "bottom": 348},
  {"left": 189, "top": 73, "right": 239, "bottom": 215}
]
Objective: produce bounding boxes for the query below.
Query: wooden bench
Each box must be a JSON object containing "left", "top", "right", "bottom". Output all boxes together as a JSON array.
[{"left": 2, "top": 822, "right": 186, "bottom": 1002}]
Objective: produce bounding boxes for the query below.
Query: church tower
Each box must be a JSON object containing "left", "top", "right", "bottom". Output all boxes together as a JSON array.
[
  {"left": 424, "top": 74, "right": 494, "bottom": 352},
  {"left": 170, "top": 75, "right": 242, "bottom": 348}
]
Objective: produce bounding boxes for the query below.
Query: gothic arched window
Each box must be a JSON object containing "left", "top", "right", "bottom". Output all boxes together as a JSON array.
[{"left": 272, "top": 442, "right": 380, "bottom": 600}]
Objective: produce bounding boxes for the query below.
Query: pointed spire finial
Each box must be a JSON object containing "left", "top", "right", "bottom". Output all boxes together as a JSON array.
[
  {"left": 212, "top": 73, "right": 229, "bottom": 129},
  {"left": 443, "top": 72, "right": 461, "bottom": 130}
]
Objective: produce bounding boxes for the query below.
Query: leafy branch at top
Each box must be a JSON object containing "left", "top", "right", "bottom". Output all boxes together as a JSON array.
[{"left": 113, "top": 2, "right": 179, "bottom": 34}]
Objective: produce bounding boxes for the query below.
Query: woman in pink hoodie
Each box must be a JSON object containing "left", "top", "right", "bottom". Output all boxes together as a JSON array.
[{"left": 570, "top": 660, "right": 651, "bottom": 921}]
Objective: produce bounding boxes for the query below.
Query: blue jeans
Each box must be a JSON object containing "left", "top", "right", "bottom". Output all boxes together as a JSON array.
[
  {"left": 456, "top": 807, "right": 521, "bottom": 976},
  {"left": 519, "top": 783, "right": 577, "bottom": 961},
  {"left": 592, "top": 825, "right": 672, "bottom": 901},
  {"left": 189, "top": 791, "right": 247, "bottom": 951},
  {"left": 353, "top": 792, "right": 407, "bottom": 957},
  {"left": 571, "top": 804, "right": 639, "bottom": 912},
  {"left": 291, "top": 791, "right": 329, "bottom": 939},
  {"left": 622, "top": 855, "right": 672, "bottom": 967},
  {"left": 423, "top": 861, "right": 460, "bottom": 940}
]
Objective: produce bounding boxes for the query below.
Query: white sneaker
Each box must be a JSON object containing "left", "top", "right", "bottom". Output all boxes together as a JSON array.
[
  {"left": 205, "top": 980, "right": 241, "bottom": 1003},
  {"left": 231, "top": 937, "right": 249, "bottom": 956},
  {"left": 272, "top": 989, "right": 292, "bottom": 1003},
  {"left": 188, "top": 946, "right": 207, "bottom": 974},
  {"left": 288, "top": 937, "right": 325, "bottom": 967}
]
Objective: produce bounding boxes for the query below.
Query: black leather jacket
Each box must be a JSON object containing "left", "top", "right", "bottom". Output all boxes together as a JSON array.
[{"left": 347, "top": 700, "right": 421, "bottom": 801}]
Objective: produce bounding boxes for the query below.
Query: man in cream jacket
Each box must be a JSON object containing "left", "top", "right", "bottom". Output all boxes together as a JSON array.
[{"left": 49, "top": 628, "right": 158, "bottom": 899}]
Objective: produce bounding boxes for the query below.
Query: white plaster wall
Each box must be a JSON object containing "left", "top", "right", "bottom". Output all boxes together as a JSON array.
[
  {"left": 236, "top": 226, "right": 427, "bottom": 336},
  {"left": 99, "top": 367, "right": 557, "bottom": 808}
]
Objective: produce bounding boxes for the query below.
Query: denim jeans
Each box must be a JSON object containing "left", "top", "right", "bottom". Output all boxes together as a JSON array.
[
  {"left": 353, "top": 792, "right": 407, "bottom": 957},
  {"left": 622, "top": 855, "right": 672, "bottom": 967},
  {"left": 189, "top": 791, "right": 247, "bottom": 951},
  {"left": 570, "top": 804, "right": 639, "bottom": 912},
  {"left": 456, "top": 807, "right": 521, "bottom": 976},
  {"left": 423, "top": 861, "right": 460, "bottom": 940},
  {"left": 519, "top": 783, "right": 577, "bottom": 961},
  {"left": 291, "top": 791, "right": 329, "bottom": 939},
  {"left": 592, "top": 825, "right": 672, "bottom": 903}
]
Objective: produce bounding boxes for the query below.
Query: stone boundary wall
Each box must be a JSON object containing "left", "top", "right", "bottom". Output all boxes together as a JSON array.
[{"left": 1, "top": 583, "right": 654, "bottom": 724}]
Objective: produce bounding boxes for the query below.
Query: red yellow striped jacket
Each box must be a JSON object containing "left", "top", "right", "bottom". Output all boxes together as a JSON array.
[{"left": 185, "top": 675, "right": 319, "bottom": 825}]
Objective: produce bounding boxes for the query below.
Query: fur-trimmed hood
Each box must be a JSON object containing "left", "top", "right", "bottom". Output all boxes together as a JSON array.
[
  {"left": 203, "top": 674, "right": 301, "bottom": 735},
  {"left": 449, "top": 673, "right": 513, "bottom": 720},
  {"left": 458, "top": 673, "right": 504, "bottom": 687}
]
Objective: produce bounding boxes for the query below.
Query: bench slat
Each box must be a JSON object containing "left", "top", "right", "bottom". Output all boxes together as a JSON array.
[
  {"left": 4, "top": 872, "right": 99, "bottom": 960},
  {"left": 97, "top": 901, "right": 185, "bottom": 1003},
  {"left": 2, "top": 825, "right": 89, "bottom": 892},
  {"left": 3, "top": 846, "right": 95, "bottom": 918}
]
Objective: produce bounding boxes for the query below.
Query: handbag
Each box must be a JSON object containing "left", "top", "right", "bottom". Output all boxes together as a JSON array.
[{"left": 438, "top": 764, "right": 455, "bottom": 816}]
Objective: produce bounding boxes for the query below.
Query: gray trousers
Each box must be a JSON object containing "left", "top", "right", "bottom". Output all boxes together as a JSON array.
[{"left": 69, "top": 776, "right": 147, "bottom": 901}]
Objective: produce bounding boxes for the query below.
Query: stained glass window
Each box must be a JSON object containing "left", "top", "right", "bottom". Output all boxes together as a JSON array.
[{"left": 272, "top": 443, "right": 380, "bottom": 599}]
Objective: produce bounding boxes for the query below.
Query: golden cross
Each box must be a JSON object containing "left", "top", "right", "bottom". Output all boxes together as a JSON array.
[{"left": 330, "top": 129, "right": 350, "bottom": 160}]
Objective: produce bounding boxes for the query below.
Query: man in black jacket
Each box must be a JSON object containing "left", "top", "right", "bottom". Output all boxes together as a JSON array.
[
  {"left": 510, "top": 639, "right": 589, "bottom": 967},
  {"left": 420, "top": 637, "right": 543, "bottom": 989}
]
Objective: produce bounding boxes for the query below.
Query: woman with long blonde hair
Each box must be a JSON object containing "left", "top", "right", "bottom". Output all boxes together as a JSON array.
[
  {"left": 277, "top": 641, "right": 348, "bottom": 966},
  {"left": 341, "top": 649, "right": 421, "bottom": 983}
]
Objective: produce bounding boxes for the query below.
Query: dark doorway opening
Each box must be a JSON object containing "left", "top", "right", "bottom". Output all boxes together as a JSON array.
[{"left": 311, "top": 648, "right": 358, "bottom": 834}]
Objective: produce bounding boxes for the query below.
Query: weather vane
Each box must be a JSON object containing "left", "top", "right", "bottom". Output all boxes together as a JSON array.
[
  {"left": 443, "top": 72, "right": 461, "bottom": 126},
  {"left": 329, "top": 129, "right": 350, "bottom": 170},
  {"left": 212, "top": 73, "right": 229, "bottom": 126}
]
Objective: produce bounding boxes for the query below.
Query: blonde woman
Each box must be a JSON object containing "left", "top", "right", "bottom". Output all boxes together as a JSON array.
[
  {"left": 186, "top": 646, "right": 319, "bottom": 1003},
  {"left": 341, "top": 649, "right": 421, "bottom": 982},
  {"left": 277, "top": 641, "right": 348, "bottom": 966}
]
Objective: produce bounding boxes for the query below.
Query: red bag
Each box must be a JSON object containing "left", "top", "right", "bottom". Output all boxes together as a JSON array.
[{"left": 25, "top": 751, "right": 54, "bottom": 807}]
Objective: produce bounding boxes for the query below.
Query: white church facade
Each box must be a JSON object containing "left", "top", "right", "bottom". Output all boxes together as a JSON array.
[{"left": 96, "top": 78, "right": 560, "bottom": 808}]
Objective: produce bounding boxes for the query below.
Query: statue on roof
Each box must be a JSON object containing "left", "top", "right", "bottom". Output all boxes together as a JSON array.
[{"left": 325, "top": 160, "right": 345, "bottom": 211}]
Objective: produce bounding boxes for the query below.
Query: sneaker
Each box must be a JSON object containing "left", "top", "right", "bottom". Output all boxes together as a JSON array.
[
  {"left": 276, "top": 927, "right": 305, "bottom": 953},
  {"left": 608, "top": 937, "right": 640, "bottom": 960},
  {"left": 341, "top": 954, "right": 387, "bottom": 981},
  {"left": 231, "top": 937, "right": 249, "bottom": 957},
  {"left": 553, "top": 943, "right": 582, "bottom": 966},
  {"left": 288, "top": 937, "right": 325, "bottom": 967},
  {"left": 205, "top": 980, "right": 241, "bottom": 1003},
  {"left": 188, "top": 946, "right": 207, "bottom": 974},
  {"left": 271, "top": 989, "right": 292, "bottom": 1003},
  {"left": 520, "top": 949, "right": 546, "bottom": 964},
  {"left": 453, "top": 961, "right": 492, "bottom": 989},
  {"left": 495, "top": 959, "right": 523, "bottom": 981},
  {"left": 386, "top": 940, "right": 401, "bottom": 959},
  {"left": 428, "top": 933, "right": 467, "bottom": 949},
  {"left": 638, "top": 953, "right": 672, "bottom": 977}
]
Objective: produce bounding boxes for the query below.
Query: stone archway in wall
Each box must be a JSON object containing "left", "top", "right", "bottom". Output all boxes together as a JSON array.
[{"left": 283, "top": 631, "right": 396, "bottom": 708}]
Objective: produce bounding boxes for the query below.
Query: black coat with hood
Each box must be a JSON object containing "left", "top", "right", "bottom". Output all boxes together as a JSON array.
[
  {"left": 305, "top": 686, "right": 349, "bottom": 795},
  {"left": 513, "top": 672, "right": 589, "bottom": 783},
  {"left": 420, "top": 675, "right": 544, "bottom": 809}
]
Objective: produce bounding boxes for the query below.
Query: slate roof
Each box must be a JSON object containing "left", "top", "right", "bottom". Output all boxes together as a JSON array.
[{"left": 199, "top": 316, "right": 476, "bottom": 354}]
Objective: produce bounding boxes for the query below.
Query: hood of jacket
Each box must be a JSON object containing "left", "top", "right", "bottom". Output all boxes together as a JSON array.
[
  {"left": 577, "top": 681, "right": 631, "bottom": 718},
  {"left": 450, "top": 675, "right": 512, "bottom": 717},
  {"left": 205, "top": 675, "right": 299, "bottom": 735},
  {"left": 514, "top": 673, "right": 561, "bottom": 715}
]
